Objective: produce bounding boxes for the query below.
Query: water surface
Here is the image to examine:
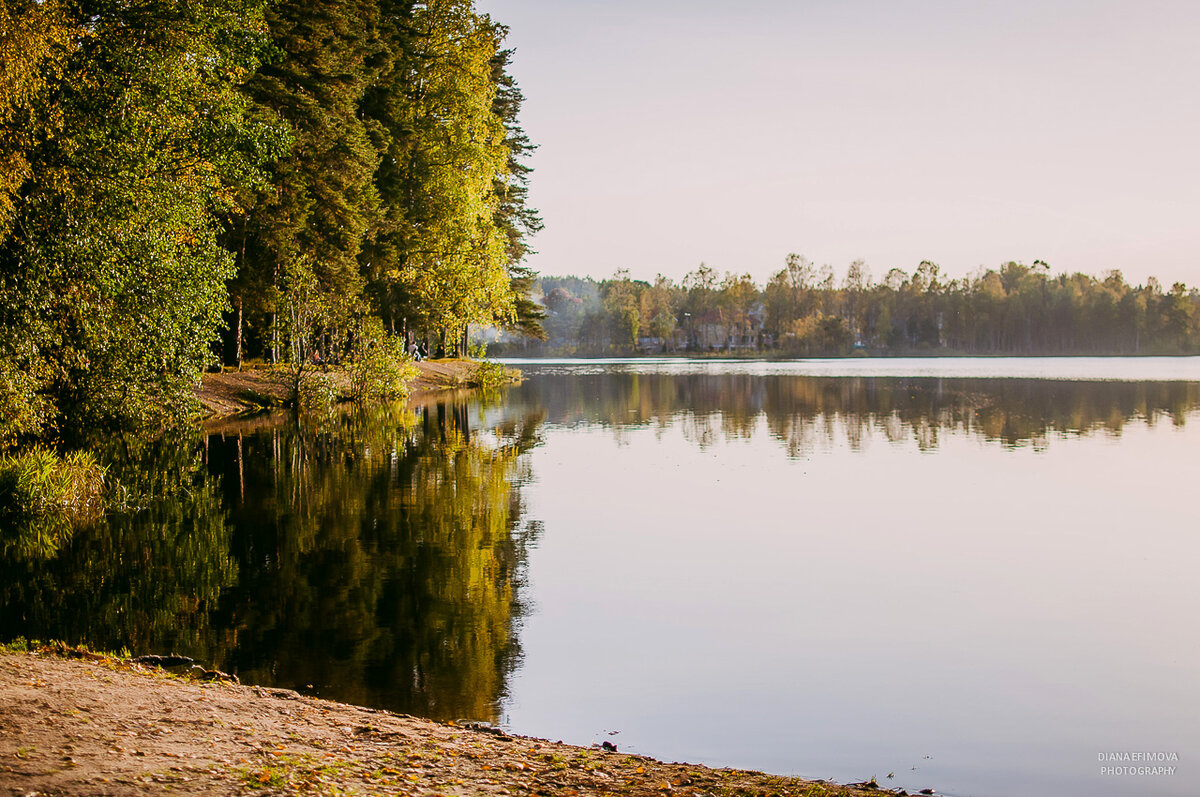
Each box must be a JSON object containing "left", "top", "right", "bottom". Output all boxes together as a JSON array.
[
  {"left": 3, "top": 357, "right": 1198, "bottom": 797},
  {"left": 498, "top": 362, "right": 1200, "bottom": 797}
]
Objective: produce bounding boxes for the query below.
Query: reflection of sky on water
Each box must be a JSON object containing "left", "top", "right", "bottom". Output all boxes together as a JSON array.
[{"left": 501, "top": 364, "right": 1200, "bottom": 797}]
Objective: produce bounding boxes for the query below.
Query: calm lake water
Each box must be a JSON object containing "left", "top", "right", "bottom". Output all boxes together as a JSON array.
[{"left": 4, "top": 357, "right": 1199, "bottom": 797}]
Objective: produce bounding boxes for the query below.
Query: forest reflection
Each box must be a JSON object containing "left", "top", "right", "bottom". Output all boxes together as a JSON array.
[
  {"left": 0, "top": 400, "right": 544, "bottom": 722},
  {"left": 509, "top": 373, "right": 1200, "bottom": 454},
  {"left": 5, "top": 372, "right": 1198, "bottom": 723}
]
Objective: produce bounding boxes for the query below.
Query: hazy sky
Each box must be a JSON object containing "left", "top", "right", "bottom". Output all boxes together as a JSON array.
[{"left": 474, "top": 0, "right": 1200, "bottom": 287}]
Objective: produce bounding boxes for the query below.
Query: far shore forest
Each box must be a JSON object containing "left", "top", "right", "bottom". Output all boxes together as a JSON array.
[
  {"left": 496, "top": 261, "right": 1200, "bottom": 358},
  {"left": 3, "top": 0, "right": 1200, "bottom": 451}
]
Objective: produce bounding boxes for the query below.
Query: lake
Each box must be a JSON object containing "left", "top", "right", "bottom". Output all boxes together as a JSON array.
[{"left": 3, "top": 357, "right": 1199, "bottom": 797}]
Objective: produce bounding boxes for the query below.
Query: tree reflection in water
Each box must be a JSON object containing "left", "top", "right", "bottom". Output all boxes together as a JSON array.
[
  {"left": 508, "top": 373, "right": 1200, "bottom": 455},
  {"left": 0, "top": 399, "right": 544, "bottom": 722},
  {"left": 1, "top": 431, "right": 236, "bottom": 657},
  {"left": 3, "top": 373, "right": 1198, "bottom": 722}
]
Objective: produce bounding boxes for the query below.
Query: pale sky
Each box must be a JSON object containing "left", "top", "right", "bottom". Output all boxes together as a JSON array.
[{"left": 475, "top": 0, "right": 1200, "bottom": 288}]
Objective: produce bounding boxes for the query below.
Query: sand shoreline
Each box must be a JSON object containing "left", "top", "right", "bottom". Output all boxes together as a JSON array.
[{"left": 0, "top": 649, "right": 895, "bottom": 797}]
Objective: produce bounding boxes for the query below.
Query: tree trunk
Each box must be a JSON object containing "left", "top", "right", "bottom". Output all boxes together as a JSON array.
[{"left": 234, "top": 296, "right": 243, "bottom": 369}]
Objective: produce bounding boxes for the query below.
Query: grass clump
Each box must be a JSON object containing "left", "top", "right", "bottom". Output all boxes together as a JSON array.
[
  {"left": 0, "top": 447, "right": 106, "bottom": 557},
  {"left": 1, "top": 636, "right": 29, "bottom": 653},
  {"left": 0, "top": 446, "right": 105, "bottom": 520}
]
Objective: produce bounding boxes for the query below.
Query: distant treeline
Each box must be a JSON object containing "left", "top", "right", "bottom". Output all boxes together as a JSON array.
[
  {"left": 494, "top": 259, "right": 1200, "bottom": 357},
  {"left": 0, "top": 0, "right": 540, "bottom": 442}
]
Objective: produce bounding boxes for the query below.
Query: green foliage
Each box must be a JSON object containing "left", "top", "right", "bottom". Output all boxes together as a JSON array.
[
  {"left": 347, "top": 318, "right": 418, "bottom": 404},
  {"left": 362, "top": 0, "right": 522, "bottom": 341},
  {"left": 0, "top": 359, "right": 51, "bottom": 446},
  {"left": 226, "top": 0, "right": 384, "bottom": 365},
  {"left": 296, "top": 372, "right": 340, "bottom": 415},
  {"left": 0, "top": 0, "right": 72, "bottom": 240},
  {"left": 782, "top": 313, "right": 853, "bottom": 355},
  {"left": 0, "top": 0, "right": 281, "bottom": 431},
  {"left": 640, "top": 275, "right": 681, "bottom": 343},
  {"left": 504, "top": 265, "right": 548, "bottom": 341},
  {"left": 0, "top": 636, "right": 28, "bottom": 653},
  {"left": 272, "top": 260, "right": 424, "bottom": 412},
  {"left": 470, "top": 360, "right": 520, "bottom": 391},
  {"left": 271, "top": 257, "right": 346, "bottom": 412},
  {"left": 602, "top": 270, "right": 644, "bottom": 350},
  {"left": 469, "top": 338, "right": 490, "bottom": 359},
  {"left": 1, "top": 0, "right": 543, "bottom": 432},
  {"left": 490, "top": 47, "right": 546, "bottom": 342}
]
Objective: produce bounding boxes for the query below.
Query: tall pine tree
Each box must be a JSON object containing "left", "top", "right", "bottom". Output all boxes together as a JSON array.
[
  {"left": 490, "top": 45, "right": 545, "bottom": 341},
  {"left": 362, "top": 0, "right": 517, "bottom": 350},
  {"left": 225, "top": 0, "right": 387, "bottom": 364}
]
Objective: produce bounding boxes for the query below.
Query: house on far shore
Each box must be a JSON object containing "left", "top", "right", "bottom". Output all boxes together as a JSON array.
[
  {"left": 637, "top": 329, "right": 688, "bottom": 353},
  {"left": 685, "top": 302, "right": 764, "bottom": 352}
]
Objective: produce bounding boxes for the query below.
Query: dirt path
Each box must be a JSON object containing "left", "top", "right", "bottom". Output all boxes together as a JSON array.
[
  {"left": 194, "top": 360, "right": 485, "bottom": 418},
  {"left": 0, "top": 650, "right": 893, "bottom": 797}
]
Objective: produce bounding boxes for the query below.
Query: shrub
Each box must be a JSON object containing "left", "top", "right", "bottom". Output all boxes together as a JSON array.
[
  {"left": 296, "top": 371, "right": 340, "bottom": 414},
  {"left": 347, "top": 318, "right": 418, "bottom": 404},
  {"left": 469, "top": 360, "right": 520, "bottom": 391}
]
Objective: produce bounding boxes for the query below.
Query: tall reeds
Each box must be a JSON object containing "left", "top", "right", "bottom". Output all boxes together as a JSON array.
[{"left": 0, "top": 448, "right": 106, "bottom": 528}]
